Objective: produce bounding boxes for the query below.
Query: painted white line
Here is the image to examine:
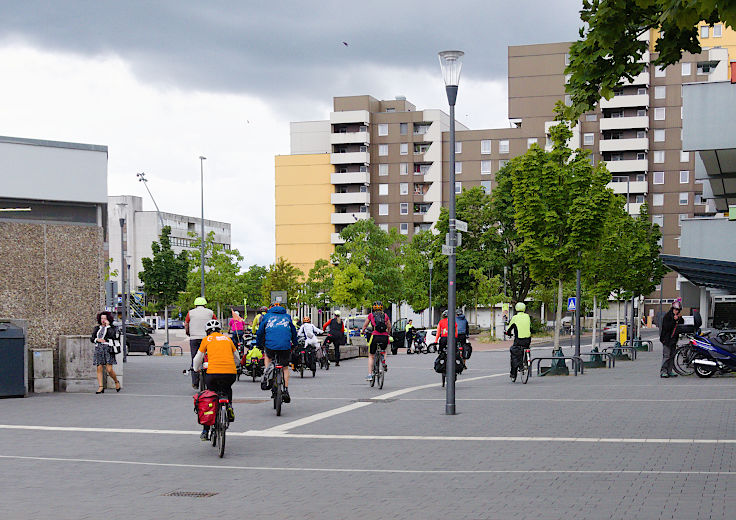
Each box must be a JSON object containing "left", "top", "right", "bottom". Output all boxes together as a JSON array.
[
  {"left": 262, "top": 372, "right": 506, "bottom": 432},
  {"left": 1, "top": 454, "right": 735, "bottom": 475},
  {"left": 398, "top": 398, "right": 736, "bottom": 402},
  {"left": 0, "top": 424, "right": 194, "bottom": 435}
]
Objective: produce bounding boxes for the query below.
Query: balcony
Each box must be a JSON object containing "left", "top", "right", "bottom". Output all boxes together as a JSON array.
[
  {"left": 604, "top": 159, "right": 648, "bottom": 172},
  {"left": 608, "top": 180, "right": 648, "bottom": 194},
  {"left": 626, "top": 202, "right": 643, "bottom": 215},
  {"left": 330, "top": 212, "right": 370, "bottom": 225},
  {"left": 600, "top": 94, "right": 649, "bottom": 109},
  {"left": 599, "top": 116, "right": 649, "bottom": 131},
  {"left": 331, "top": 151, "right": 370, "bottom": 165},
  {"left": 330, "top": 110, "right": 370, "bottom": 126},
  {"left": 331, "top": 233, "right": 346, "bottom": 245},
  {"left": 330, "top": 131, "right": 370, "bottom": 145},
  {"left": 331, "top": 192, "right": 370, "bottom": 205},
  {"left": 599, "top": 137, "right": 649, "bottom": 152},
  {"left": 331, "top": 171, "right": 369, "bottom": 185},
  {"left": 621, "top": 71, "right": 650, "bottom": 86}
]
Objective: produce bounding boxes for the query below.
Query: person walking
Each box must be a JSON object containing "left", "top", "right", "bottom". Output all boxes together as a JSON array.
[
  {"left": 660, "top": 301, "right": 684, "bottom": 378},
  {"left": 90, "top": 311, "right": 121, "bottom": 394},
  {"left": 405, "top": 319, "right": 416, "bottom": 353},
  {"left": 185, "top": 297, "right": 216, "bottom": 389}
]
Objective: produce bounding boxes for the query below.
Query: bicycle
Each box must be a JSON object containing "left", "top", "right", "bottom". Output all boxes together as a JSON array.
[
  {"left": 512, "top": 347, "right": 531, "bottom": 384},
  {"left": 319, "top": 337, "right": 332, "bottom": 370},
  {"left": 271, "top": 362, "right": 287, "bottom": 416},
  {"left": 209, "top": 391, "right": 230, "bottom": 458},
  {"left": 370, "top": 343, "right": 386, "bottom": 389}
]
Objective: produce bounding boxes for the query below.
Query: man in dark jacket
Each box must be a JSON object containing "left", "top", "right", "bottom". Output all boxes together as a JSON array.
[{"left": 660, "top": 301, "right": 684, "bottom": 378}]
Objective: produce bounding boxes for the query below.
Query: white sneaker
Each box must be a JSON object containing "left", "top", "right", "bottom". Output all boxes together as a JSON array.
[{"left": 365, "top": 374, "right": 373, "bottom": 381}]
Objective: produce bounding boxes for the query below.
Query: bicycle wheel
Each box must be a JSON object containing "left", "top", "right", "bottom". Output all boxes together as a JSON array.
[
  {"left": 210, "top": 419, "right": 218, "bottom": 447},
  {"left": 275, "top": 372, "right": 283, "bottom": 416},
  {"left": 370, "top": 358, "right": 376, "bottom": 387},
  {"left": 674, "top": 346, "right": 695, "bottom": 376},
  {"left": 378, "top": 354, "right": 385, "bottom": 389},
  {"left": 429, "top": 343, "right": 438, "bottom": 354},
  {"left": 218, "top": 407, "right": 227, "bottom": 458}
]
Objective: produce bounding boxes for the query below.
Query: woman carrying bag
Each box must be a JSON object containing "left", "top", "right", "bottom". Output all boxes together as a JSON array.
[{"left": 90, "top": 311, "right": 121, "bottom": 394}]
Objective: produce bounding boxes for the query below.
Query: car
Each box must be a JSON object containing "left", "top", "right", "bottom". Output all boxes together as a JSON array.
[
  {"left": 158, "top": 319, "right": 185, "bottom": 329},
  {"left": 124, "top": 324, "right": 156, "bottom": 355},
  {"left": 602, "top": 321, "right": 632, "bottom": 342},
  {"left": 392, "top": 318, "right": 408, "bottom": 354}
]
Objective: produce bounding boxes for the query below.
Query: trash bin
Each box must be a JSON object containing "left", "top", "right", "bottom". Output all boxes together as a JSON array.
[{"left": 0, "top": 322, "right": 27, "bottom": 397}]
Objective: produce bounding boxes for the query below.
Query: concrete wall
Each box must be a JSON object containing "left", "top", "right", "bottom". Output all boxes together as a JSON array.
[{"left": 291, "top": 121, "right": 331, "bottom": 154}]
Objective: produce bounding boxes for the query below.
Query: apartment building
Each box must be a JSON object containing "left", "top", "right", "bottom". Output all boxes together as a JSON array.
[{"left": 277, "top": 26, "right": 733, "bottom": 308}]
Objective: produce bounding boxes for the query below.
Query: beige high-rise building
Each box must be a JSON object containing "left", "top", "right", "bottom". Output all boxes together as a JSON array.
[{"left": 277, "top": 27, "right": 733, "bottom": 310}]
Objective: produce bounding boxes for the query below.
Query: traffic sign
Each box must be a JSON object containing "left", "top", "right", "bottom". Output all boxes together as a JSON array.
[
  {"left": 441, "top": 244, "right": 455, "bottom": 256},
  {"left": 567, "top": 297, "right": 576, "bottom": 311},
  {"left": 445, "top": 233, "right": 462, "bottom": 247},
  {"left": 453, "top": 219, "right": 468, "bottom": 233}
]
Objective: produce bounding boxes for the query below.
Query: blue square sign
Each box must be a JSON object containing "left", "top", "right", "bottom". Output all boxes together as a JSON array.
[{"left": 567, "top": 297, "right": 576, "bottom": 312}]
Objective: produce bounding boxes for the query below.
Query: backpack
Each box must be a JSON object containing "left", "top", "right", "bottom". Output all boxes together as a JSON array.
[
  {"left": 305, "top": 324, "right": 315, "bottom": 340},
  {"left": 373, "top": 311, "right": 387, "bottom": 333},
  {"left": 193, "top": 390, "right": 218, "bottom": 426},
  {"left": 456, "top": 315, "right": 468, "bottom": 335}
]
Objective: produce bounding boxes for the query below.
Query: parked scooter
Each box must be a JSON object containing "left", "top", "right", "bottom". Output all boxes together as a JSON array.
[{"left": 688, "top": 330, "right": 736, "bottom": 378}]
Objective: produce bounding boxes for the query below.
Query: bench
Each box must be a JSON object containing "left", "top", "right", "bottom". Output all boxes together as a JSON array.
[{"left": 530, "top": 355, "right": 584, "bottom": 376}]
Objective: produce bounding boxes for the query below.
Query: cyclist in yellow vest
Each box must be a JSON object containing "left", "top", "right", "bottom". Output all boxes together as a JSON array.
[{"left": 505, "top": 302, "right": 531, "bottom": 380}]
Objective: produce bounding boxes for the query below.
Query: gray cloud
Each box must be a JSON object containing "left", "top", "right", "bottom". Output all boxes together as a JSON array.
[{"left": 0, "top": 0, "right": 583, "bottom": 105}]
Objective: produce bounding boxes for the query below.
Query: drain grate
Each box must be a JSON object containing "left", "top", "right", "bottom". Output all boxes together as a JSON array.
[
  {"left": 162, "top": 491, "right": 218, "bottom": 498},
  {"left": 354, "top": 398, "right": 397, "bottom": 403}
]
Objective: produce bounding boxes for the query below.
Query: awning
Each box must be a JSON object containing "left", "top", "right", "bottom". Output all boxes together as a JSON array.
[{"left": 661, "top": 254, "right": 736, "bottom": 292}]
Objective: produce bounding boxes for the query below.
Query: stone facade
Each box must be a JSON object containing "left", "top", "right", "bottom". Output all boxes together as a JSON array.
[{"left": 0, "top": 221, "right": 104, "bottom": 388}]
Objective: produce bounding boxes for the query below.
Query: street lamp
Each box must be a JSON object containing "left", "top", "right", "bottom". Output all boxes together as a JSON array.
[
  {"left": 136, "top": 172, "right": 164, "bottom": 230},
  {"left": 199, "top": 156, "right": 207, "bottom": 298},
  {"left": 118, "top": 209, "right": 128, "bottom": 363},
  {"left": 428, "top": 259, "right": 434, "bottom": 326},
  {"left": 439, "top": 49, "right": 463, "bottom": 416}
]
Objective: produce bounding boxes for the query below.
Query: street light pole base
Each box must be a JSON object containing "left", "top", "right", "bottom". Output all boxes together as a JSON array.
[{"left": 445, "top": 404, "right": 456, "bottom": 415}]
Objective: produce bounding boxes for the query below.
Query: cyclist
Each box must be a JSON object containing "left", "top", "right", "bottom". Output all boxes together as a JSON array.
[
  {"left": 251, "top": 306, "right": 268, "bottom": 335},
  {"left": 184, "top": 297, "right": 216, "bottom": 389},
  {"left": 256, "top": 302, "right": 298, "bottom": 403},
  {"left": 506, "top": 302, "right": 531, "bottom": 380},
  {"left": 297, "top": 316, "right": 322, "bottom": 369},
  {"left": 360, "top": 301, "right": 391, "bottom": 381},
  {"left": 437, "top": 310, "right": 453, "bottom": 352},
  {"left": 323, "top": 311, "right": 345, "bottom": 366},
  {"left": 456, "top": 309, "right": 470, "bottom": 366},
  {"left": 192, "top": 319, "right": 240, "bottom": 441},
  {"left": 228, "top": 309, "right": 246, "bottom": 352}
]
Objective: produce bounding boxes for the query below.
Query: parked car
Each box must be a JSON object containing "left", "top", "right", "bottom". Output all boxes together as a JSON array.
[
  {"left": 124, "top": 324, "right": 156, "bottom": 355},
  {"left": 158, "top": 319, "right": 185, "bottom": 329},
  {"left": 602, "top": 322, "right": 632, "bottom": 342}
]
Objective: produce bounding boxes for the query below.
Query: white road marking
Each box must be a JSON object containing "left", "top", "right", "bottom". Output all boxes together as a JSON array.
[
  {"left": 262, "top": 372, "right": 506, "bottom": 432},
  {"left": 1, "top": 454, "right": 735, "bottom": 475}
]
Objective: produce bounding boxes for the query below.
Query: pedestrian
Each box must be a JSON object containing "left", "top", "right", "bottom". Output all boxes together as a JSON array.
[
  {"left": 692, "top": 307, "right": 703, "bottom": 334},
  {"left": 660, "top": 301, "right": 684, "bottom": 378},
  {"left": 90, "top": 311, "right": 121, "bottom": 394},
  {"left": 228, "top": 309, "right": 245, "bottom": 350},
  {"left": 185, "top": 297, "right": 216, "bottom": 388}
]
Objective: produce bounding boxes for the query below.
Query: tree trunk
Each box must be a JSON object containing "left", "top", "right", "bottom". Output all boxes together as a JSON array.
[
  {"left": 165, "top": 306, "right": 170, "bottom": 346},
  {"left": 553, "top": 278, "right": 563, "bottom": 351},
  {"left": 616, "top": 296, "right": 620, "bottom": 344},
  {"left": 591, "top": 295, "right": 597, "bottom": 348}
]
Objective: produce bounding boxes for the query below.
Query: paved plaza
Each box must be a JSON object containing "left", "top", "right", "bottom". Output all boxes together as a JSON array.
[{"left": 2, "top": 331, "right": 736, "bottom": 520}]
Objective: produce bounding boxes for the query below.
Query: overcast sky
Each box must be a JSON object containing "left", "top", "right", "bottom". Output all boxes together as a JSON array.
[{"left": 0, "top": 1, "right": 583, "bottom": 268}]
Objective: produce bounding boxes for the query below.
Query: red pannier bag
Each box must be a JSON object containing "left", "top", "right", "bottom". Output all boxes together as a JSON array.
[{"left": 193, "top": 390, "right": 218, "bottom": 426}]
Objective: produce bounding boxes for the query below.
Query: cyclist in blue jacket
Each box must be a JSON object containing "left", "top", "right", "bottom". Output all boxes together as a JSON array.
[{"left": 256, "top": 302, "right": 298, "bottom": 403}]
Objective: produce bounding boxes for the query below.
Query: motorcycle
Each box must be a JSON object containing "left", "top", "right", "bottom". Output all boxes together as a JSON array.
[{"left": 687, "top": 330, "right": 736, "bottom": 378}]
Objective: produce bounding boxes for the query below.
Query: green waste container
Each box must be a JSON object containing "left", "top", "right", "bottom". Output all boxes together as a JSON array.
[{"left": 0, "top": 323, "right": 27, "bottom": 397}]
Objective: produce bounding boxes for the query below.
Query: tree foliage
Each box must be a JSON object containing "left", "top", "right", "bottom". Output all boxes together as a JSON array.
[
  {"left": 330, "top": 262, "right": 374, "bottom": 310},
  {"left": 401, "top": 230, "right": 438, "bottom": 313},
  {"left": 139, "top": 226, "right": 188, "bottom": 310},
  {"left": 260, "top": 257, "right": 303, "bottom": 309},
  {"left": 564, "top": 0, "right": 736, "bottom": 119},
  {"left": 304, "top": 259, "right": 334, "bottom": 310},
  {"left": 241, "top": 264, "right": 268, "bottom": 308}
]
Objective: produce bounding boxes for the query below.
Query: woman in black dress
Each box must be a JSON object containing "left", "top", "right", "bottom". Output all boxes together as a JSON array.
[{"left": 90, "top": 311, "right": 121, "bottom": 394}]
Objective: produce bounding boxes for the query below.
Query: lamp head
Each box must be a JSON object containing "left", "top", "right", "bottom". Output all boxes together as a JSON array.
[{"left": 438, "top": 50, "right": 464, "bottom": 87}]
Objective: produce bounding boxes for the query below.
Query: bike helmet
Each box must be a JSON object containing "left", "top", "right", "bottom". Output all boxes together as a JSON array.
[
  {"left": 303, "top": 316, "right": 311, "bottom": 323},
  {"left": 334, "top": 310, "right": 341, "bottom": 317},
  {"left": 442, "top": 310, "right": 448, "bottom": 317},
  {"left": 456, "top": 309, "right": 462, "bottom": 316},
  {"left": 259, "top": 306, "right": 267, "bottom": 313},
  {"left": 194, "top": 296, "right": 207, "bottom": 306},
  {"left": 205, "top": 319, "right": 221, "bottom": 334},
  {"left": 515, "top": 302, "right": 526, "bottom": 312},
  {"left": 372, "top": 301, "right": 383, "bottom": 311}
]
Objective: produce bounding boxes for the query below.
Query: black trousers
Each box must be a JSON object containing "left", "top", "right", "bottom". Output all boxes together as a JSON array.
[
  {"left": 510, "top": 337, "right": 531, "bottom": 375},
  {"left": 204, "top": 373, "right": 236, "bottom": 403},
  {"left": 189, "top": 339, "right": 203, "bottom": 386}
]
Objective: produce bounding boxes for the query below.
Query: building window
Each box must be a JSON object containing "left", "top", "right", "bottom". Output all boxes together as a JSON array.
[
  {"left": 653, "top": 193, "right": 664, "bottom": 206},
  {"left": 400, "top": 123, "right": 408, "bottom": 135},
  {"left": 565, "top": 74, "right": 571, "bottom": 84},
  {"left": 582, "top": 133, "right": 593, "bottom": 145},
  {"left": 481, "top": 140, "right": 491, "bottom": 154},
  {"left": 379, "top": 164, "right": 388, "bottom": 176},
  {"left": 564, "top": 53, "right": 570, "bottom": 66},
  {"left": 653, "top": 150, "right": 665, "bottom": 163},
  {"left": 652, "top": 214, "right": 664, "bottom": 227},
  {"left": 654, "top": 86, "right": 666, "bottom": 99},
  {"left": 400, "top": 202, "right": 408, "bottom": 215},
  {"left": 682, "top": 62, "right": 691, "bottom": 76},
  {"left": 499, "top": 140, "right": 509, "bottom": 154},
  {"left": 481, "top": 180, "right": 491, "bottom": 194},
  {"left": 680, "top": 170, "right": 689, "bottom": 183},
  {"left": 653, "top": 171, "right": 665, "bottom": 184},
  {"left": 676, "top": 237, "right": 681, "bottom": 250},
  {"left": 654, "top": 129, "right": 665, "bottom": 142},
  {"left": 455, "top": 182, "right": 462, "bottom": 194},
  {"left": 400, "top": 163, "right": 408, "bottom": 175},
  {"left": 400, "top": 143, "right": 408, "bottom": 155},
  {"left": 455, "top": 162, "right": 462, "bottom": 175},
  {"left": 379, "top": 223, "right": 389, "bottom": 232},
  {"left": 379, "top": 144, "right": 388, "bottom": 156},
  {"left": 700, "top": 25, "right": 709, "bottom": 38},
  {"left": 499, "top": 159, "right": 509, "bottom": 169},
  {"left": 680, "top": 151, "right": 689, "bottom": 162},
  {"left": 655, "top": 65, "right": 666, "bottom": 77},
  {"left": 714, "top": 24, "right": 722, "bottom": 37},
  {"left": 636, "top": 130, "right": 646, "bottom": 139},
  {"left": 585, "top": 114, "right": 597, "bottom": 122},
  {"left": 455, "top": 142, "right": 462, "bottom": 154},
  {"left": 399, "top": 183, "right": 409, "bottom": 195},
  {"left": 637, "top": 152, "right": 646, "bottom": 160},
  {"left": 654, "top": 107, "right": 665, "bottom": 120},
  {"left": 527, "top": 138, "right": 538, "bottom": 149},
  {"left": 679, "top": 192, "right": 688, "bottom": 205},
  {"left": 695, "top": 194, "right": 705, "bottom": 205},
  {"left": 564, "top": 94, "right": 572, "bottom": 106},
  {"left": 678, "top": 214, "right": 687, "bottom": 227},
  {"left": 378, "top": 184, "right": 388, "bottom": 196},
  {"left": 481, "top": 160, "right": 491, "bottom": 174},
  {"left": 399, "top": 223, "right": 408, "bottom": 235},
  {"left": 378, "top": 124, "right": 388, "bottom": 136},
  {"left": 378, "top": 204, "right": 389, "bottom": 216},
  {"left": 635, "top": 194, "right": 645, "bottom": 203},
  {"left": 637, "top": 87, "right": 647, "bottom": 95}
]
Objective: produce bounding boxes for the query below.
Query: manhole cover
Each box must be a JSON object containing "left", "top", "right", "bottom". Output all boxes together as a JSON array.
[
  {"left": 232, "top": 398, "right": 269, "bottom": 404},
  {"left": 354, "top": 398, "right": 397, "bottom": 403},
  {"left": 162, "top": 491, "right": 218, "bottom": 498}
]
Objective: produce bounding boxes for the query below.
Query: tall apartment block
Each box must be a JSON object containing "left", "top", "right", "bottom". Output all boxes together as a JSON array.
[{"left": 276, "top": 24, "right": 735, "bottom": 313}]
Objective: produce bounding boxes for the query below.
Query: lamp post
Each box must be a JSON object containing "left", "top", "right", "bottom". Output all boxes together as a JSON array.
[
  {"left": 428, "top": 259, "right": 434, "bottom": 327},
  {"left": 199, "top": 156, "right": 207, "bottom": 298},
  {"left": 119, "top": 215, "right": 128, "bottom": 363},
  {"left": 439, "top": 49, "right": 463, "bottom": 416}
]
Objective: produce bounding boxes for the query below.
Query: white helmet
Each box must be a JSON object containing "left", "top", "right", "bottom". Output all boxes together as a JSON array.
[
  {"left": 205, "top": 319, "right": 221, "bottom": 334},
  {"left": 334, "top": 310, "right": 341, "bottom": 317}
]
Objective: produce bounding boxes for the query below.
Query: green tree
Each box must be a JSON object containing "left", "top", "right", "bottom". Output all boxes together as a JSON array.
[
  {"left": 260, "top": 257, "right": 303, "bottom": 310},
  {"left": 330, "top": 262, "right": 374, "bottom": 310},
  {"left": 401, "top": 231, "right": 439, "bottom": 313},
  {"left": 241, "top": 264, "right": 268, "bottom": 308},
  {"left": 469, "top": 268, "right": 507, "bottom": 329},
  {"left": 564, "top": 1, "right": 736, "bottom": 119},
  {"left": 511, "top": 120, "right": 613, "bottom": 350},
  {"left": 304, "top": 259, "right": 334, "bottom": 310}
]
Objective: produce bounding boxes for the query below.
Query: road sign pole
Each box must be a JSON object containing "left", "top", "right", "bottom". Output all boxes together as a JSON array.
[{"left": 575, "top": 264, "right": 581, "bottom": 358}]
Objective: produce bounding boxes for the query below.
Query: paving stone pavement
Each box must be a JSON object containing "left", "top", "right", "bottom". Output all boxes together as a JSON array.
[{"left": 2, "top": 329, "right": 735, "bottom": 519}]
